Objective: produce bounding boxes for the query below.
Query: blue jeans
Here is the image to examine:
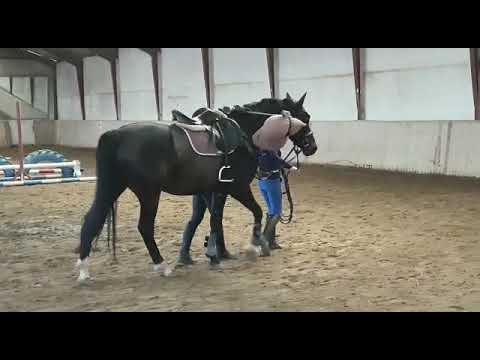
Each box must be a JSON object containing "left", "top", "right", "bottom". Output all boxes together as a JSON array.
[{"left": 258, "top": 178, "right": 282, "bottom": 216}]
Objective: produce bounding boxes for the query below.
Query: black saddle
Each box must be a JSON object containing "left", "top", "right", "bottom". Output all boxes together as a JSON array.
[
  {"left": 171, "top": 107, "right": 255, "bottom": 183},
  {"left": 172, "top": 110, "right": 202, "bottom": 125}
]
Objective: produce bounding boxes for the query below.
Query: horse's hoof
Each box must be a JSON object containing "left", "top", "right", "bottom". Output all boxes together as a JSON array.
[
  {"left": 77, "top": 273, "right": 91, "bottom": 282},
  {"left": 178, "top": 254, "right": 195, "bottom": 265},
  {"left": 207, "top": 255, "right": 221, "bottom": 265},
  {"left": 209, "top": 262, "right": 223, "bottom": 271},
  {"left": 245, "top": 245, "right": 259, "bottom": 262},
  {"left": 153, "top": 263, "right": 173, "bottom": 277},
  {"left": 219, "top": 251, "right": 237, "bottom": 261},
  {"left": 75, "top": 258, "right": 91, "bottom": 281},
  {"left": 259, "top": 241, "right": 271, "bottom": 257},
  {"left": 269, "top": 242, "right": 282, "bottom": 250},
  {"left": 175, "top": 257, "right": 195, "bottom": 269}
]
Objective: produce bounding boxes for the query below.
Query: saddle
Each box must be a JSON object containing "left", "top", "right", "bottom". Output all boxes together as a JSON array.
[
  {"left": 172, "top": 108, "right": 249, "bottom": 182},
  {"left": 171, "top": 110, "right": 202, "bottom": 126}
]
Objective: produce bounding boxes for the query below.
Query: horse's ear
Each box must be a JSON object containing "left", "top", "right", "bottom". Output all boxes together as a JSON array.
[
  {"left": 286, "top": 92, "right": 293, "bottom": 101},
  {"left": 297, "top": 92, "right": 307, "bottom": 107}
]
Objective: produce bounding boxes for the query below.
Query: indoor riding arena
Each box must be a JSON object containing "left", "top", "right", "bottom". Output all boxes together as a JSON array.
[{"left": 1, "top": 48, "right": 479, "bottom": 312}]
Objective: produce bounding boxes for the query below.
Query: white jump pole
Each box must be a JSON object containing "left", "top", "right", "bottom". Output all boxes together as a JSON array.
[
  {"left": 0, "top": 176, "right": 97, "bottom": 187},
  {"left": 0, "top": 161, "right": 81, "bottom": 171}
]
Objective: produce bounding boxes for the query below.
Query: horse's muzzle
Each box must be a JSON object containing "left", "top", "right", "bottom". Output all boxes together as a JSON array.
[{"left": 302, "top": 141, "right": 317, "bottom": 156}]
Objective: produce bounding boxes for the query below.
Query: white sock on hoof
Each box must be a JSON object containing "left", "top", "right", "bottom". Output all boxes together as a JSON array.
[
  {"left": 153, "top": 262, "right": 173, "bottom": 277},
  {"left": 76, "top": 258, "right": 90, "bottom": 281}
]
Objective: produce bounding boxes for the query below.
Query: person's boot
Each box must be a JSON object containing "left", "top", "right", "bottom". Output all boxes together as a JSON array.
[
  {"left": 264, "top": 215, "right": 282, "bottom": 250},
  {"left": 177, "top": 221, "right": 197, "bottom": 266},
  {"left": 264, "top": 214, "right": 272, "bottom": 234}
]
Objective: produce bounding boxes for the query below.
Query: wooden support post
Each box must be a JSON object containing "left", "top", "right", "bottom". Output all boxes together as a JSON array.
[
  {"left": 470, "top": 48, "right": 480, "bottom": 120},
  {"left": 266, "top": 48, "right": 276, "bottom": 98},
  {"left": 110, "top": 60, "right": 120, "bottom": 120},
  {"left": 76, "top": 63, "right": 85, "bottom": 120},
  {"left": 201, "top": 48, "right": 213, "bottom": 108},
  {"left": 151, "top": 50, "right": 161, "bottom": 120},
  {"left": 53, "top": 71, "right": 58, "bottom": 119},
  {"left": 30, "top": 77, "right": 35, "bottom": 106},
  {"left": 352, "top": 48, "right": 365, "bottom": 120}
]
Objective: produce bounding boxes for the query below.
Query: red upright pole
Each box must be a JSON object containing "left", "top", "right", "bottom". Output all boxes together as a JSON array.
[{"left": 16, "top": 101, "right": 24, "bottom": 181}]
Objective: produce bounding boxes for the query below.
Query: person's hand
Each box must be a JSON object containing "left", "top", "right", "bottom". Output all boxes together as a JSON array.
[{"left": 290, "top": 166, "right": 298, "bottom": 171}]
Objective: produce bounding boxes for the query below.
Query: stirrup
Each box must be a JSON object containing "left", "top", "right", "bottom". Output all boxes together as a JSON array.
[{"left": 218, "top": 165, "right": 234, "bottom": 183}]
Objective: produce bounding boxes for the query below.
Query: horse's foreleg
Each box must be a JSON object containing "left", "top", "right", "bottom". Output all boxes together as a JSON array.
[
  {"left": 208, "top": 193, "right": 236, "bottom": 261},
  {"left": 229, "top": 186, "right": 270, "bottom": 260},
  {"left": 205, "top": 193, "right": 222, "bottom": 267}
]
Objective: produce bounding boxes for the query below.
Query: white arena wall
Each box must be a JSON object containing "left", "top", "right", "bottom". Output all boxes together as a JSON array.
[
  {"left": 0, "top": 57, "right": 55, "bottom": 120},
  {"left": 56, "top": 62, "right": 83, "bottom": 120},
  {"left": 162, "top": 48, "right": 206, "bottom": 118},
  {"left": 83, "top": 56, "right": 117, "bottom": 120},
  {"left": 1, "top": 119, "right": 480, "bottom": 178},
  {"left": 2, "top": 48, "right": 480, "bottom": 178},
  {"left": 213, "top": 48, "right": 270, "bottom": 107},
  {"left": 278, "top": 48, "right": 357, "bottom": 120},
  {"left": 364, "top": 48, "right": 474, "bottom": 121}
]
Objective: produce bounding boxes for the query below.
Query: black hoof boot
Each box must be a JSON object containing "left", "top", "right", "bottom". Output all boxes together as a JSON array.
[
  {"left": 258, "top": 236, "right": 271, "bottom": 257},
  {"left": 252, "top": 223, "right": 271, "bottom": 257},
  {"left": 205, "top": 233, "right": 222, "bottom": 265}
]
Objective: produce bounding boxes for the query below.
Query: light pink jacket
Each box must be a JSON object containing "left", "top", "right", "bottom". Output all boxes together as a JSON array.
[{"left": 252, "top": 111, "right": 306, "bottom": 151}]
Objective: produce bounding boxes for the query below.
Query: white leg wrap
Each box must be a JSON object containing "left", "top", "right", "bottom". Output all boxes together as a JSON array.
[
  {"left": 153, "top": 262, "right": 173, "bottom": 277},
  {"left": 76, "top": 258, "right": 91, "bottom": 281}
]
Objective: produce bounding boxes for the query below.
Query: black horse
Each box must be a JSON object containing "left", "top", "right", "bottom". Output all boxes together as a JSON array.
[{"left": 75, "top": 93, "right": 317, "bottom": 281}]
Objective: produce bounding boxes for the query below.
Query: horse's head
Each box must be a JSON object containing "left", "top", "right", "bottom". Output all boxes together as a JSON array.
[{"left": 280, "top": 92, "right": 317, "bottom": 157}]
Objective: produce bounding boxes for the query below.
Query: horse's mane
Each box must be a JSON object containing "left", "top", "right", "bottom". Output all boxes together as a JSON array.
[{"left": 239, "top": 98, "right": 281, "bottom": 111}]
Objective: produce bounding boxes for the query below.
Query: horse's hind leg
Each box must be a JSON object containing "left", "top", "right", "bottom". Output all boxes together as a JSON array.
[
  {"left": 134, "top": 188, "right": 172, "bottom": 276},
  {"left": 77, "top": 183, "right": 126, "bottom": 281},
  {"left": 229, "top": 186, "right": 270, "bottom": 260}
]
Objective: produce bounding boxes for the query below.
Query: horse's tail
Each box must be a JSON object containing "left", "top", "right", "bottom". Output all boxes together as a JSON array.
[
  {"left": 95, "top": 130, "right": 120, "bottom": 202},
  {"left": 79, "top": 130, "right": 124, "bottom": 260}
]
